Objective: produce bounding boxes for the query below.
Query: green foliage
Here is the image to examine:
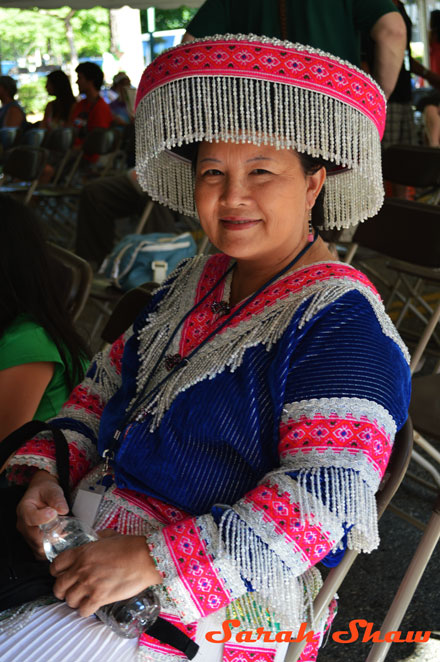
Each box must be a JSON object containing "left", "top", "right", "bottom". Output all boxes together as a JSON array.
[
  {"left": 0, "top": 7, "right": 110, "bottom": 64},
  {"left": 18, "top": 77, "right": 48, "bottom": 116},
  {"left": 72, "top": 8, "right": 110, "bottom": 58},
  {"left": 140, "top": 6, "right": 197, "bottom": 33}
]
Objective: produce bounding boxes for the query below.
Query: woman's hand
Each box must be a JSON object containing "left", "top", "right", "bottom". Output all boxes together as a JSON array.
[
  {"left": 50, "top": 533, "right": 163, "bottom": 617},
  {"left": 16, "top": 470, "right": 69, "bottom": 559}
]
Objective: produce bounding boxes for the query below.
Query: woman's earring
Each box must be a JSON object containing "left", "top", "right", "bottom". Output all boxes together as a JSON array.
[{"left": 308, "top": 211, "right": 314, "bottom": 243}]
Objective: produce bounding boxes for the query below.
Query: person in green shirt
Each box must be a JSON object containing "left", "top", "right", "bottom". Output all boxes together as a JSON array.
[
  {"left": 183, "top": 0, "right": 406, "bottom": 99},
  {"left": 0, "top": 195, "right": 90, "bottom": 441}
]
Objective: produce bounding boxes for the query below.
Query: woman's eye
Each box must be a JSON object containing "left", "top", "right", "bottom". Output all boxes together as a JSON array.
[
  {"left": 251, "top": 168, "right": 271, "bottom": 175},
  {"left": 201, "top": 169, "right": 223, "bottom": 176}
]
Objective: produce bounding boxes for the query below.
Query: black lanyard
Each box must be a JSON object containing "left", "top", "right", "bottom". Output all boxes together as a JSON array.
[{"left": 102, "top": 232, "right": 319, "bottom": 470}]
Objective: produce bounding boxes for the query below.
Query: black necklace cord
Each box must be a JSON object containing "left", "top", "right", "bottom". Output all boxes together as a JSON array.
[{"left": 106, "top": 232, "right": 318, "bottom": 458}]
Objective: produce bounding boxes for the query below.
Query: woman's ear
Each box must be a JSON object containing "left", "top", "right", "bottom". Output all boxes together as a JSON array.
[{"left": 306, "top": 166, "right": 326, "bottom": 208}]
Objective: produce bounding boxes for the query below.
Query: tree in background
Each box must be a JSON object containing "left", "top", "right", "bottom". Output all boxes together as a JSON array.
[
  {"left": 0, "top": 7, "right": 110, "bottom": 120},
  {"left": 0, "top": 7, "right": 110, "bottom": 72},
  {"left": 140, "top": 6, "right": 197, "bottom": 33}
]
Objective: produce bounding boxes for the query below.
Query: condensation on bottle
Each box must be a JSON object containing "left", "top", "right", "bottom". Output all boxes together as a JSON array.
[{"left": 40, "top": 515, "right": 160, "bottom": 638}]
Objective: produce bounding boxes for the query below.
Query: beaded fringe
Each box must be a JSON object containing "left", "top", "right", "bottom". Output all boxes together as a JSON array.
[
  {"left": 135, "top": 76, "right": 383, "bottom": 229},
  {"left": 295, "top": 467, "right": 379, "bottom": 552},
  {"left": 215, "top": 466, "right": 378, "bottom": 631},
  {"left": 218, "top": 508, "right": 323, "bottom": 633}
]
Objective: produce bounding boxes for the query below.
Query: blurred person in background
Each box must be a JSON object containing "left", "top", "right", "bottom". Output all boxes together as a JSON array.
[
  {"left": 182, "top": 0, "right": 406, "bottom": 99},
  {"left": 40, "top": 70, "right": 76, "bottom": 130},
  {"left": 416, "top": 92, "right": 440, "bottom": 147},
  {"left": 0, "top": 75, "right": 26, "bottom": 129},
  {"left": 109, "top": 71, "right": 135, "bottom": 126},
  {"left": 69, "top": 62, "right": 112, "bottom": 144}
]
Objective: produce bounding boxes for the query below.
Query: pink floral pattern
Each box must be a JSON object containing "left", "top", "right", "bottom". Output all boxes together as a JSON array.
[
  {"left": 136, "top": 39, "right": 386, "bottom": 137},
  {"left": 223, "top": 645, "right": 276, "bottom": 661},
  {"left": 159, "top": 517, "right": 232, "bottom": 618},
  {"left": 279, "top": 415, "right": 393, "bottom": 478},
  {"left": 243, "top": 484, "right": 336, "bottom": 567}
]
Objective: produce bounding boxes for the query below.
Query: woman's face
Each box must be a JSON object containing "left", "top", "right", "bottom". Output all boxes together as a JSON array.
[{"left": 194, "top": 140, "right": 325, "bottom": 266}]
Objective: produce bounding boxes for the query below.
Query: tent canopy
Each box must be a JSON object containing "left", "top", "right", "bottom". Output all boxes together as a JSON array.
[{"left": 0, "top": 1, "right": 203, "bottom": 8}]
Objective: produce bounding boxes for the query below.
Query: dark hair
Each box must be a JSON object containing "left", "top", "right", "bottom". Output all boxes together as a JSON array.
[
  {"left": 0, "top": 75, "right": 17, "bottom": 99},
  {"left": 47, "top": 70, "right": 76, "bottom": 122},
  {"left": 75, "top": 62, "right": 104, "bottom": 91},
  {"left": 431, "top": 10, "right": 440, "bottom": 42},
  {"left": 0, "top": 195, "right": 91, "bottom": 392},
  {"left": 297, "top": 152, "right": 329, "bottom": 229}
]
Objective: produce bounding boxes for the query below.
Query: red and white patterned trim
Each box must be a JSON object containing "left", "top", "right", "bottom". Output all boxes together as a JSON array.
[{"left": 136, "top": 36, "right": 385, "bottom": 137}]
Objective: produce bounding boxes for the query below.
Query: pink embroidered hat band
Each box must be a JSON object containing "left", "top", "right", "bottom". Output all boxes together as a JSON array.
[{"left": 135, "top": 34, "right": 386, "bottom": 230}]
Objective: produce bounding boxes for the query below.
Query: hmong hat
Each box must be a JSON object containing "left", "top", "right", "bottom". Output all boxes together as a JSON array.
[{"left": 135, "top": 34, "right": 386, "bottom": 230}]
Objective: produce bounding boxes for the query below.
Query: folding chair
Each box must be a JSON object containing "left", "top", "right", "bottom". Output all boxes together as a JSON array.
[
  {"left": 342, "top": 144, "right": 440, "bottom": 265},
  {"left": 19, "top": 128, "right": 46, "bottom": 148},
  {"left": 365, "top": 383, "right": 440, "bottom": 662},
  {"left": 0, "top": 145, "right": 47, "bottom": 205},
  {"left": 34, "top": 129, "right": 119, "bottom": 247},
  {"left": 40, "top": 127, "right": 75, "bottom": 186},
  {"left": 343, "top": 199, "right": 440, "bottom": 487},
  {"left": 48, "top": 243, "right": 93, "bottom": 322},
  {"left": 0, "top": 126, "right": 20, "bottom": 151},
  {"left": 100, "top": 283, "right": 157, "bottom": 348},
  {"left": 286, "top": 418, "right": 413, "bottom": 662},
  {"left": 63, "top": 127, "right": 119, "bottom": 187},
  {"left": 382, "top": 144, "right": 440, "bottom": 205},
  {"left": 346, "top": 199, "right": 440, "bottom": 369}
]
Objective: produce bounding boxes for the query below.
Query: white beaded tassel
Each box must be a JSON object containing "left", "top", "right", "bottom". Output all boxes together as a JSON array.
[{"left": 135, "top": 74, "right": 384, "bottom": 229}]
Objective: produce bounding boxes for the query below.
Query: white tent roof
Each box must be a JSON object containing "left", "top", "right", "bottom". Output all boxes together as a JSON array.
[{"left": 0, "top": 1, "right": 203, "bottom": 8}]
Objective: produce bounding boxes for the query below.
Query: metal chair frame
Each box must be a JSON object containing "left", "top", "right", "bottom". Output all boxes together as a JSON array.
[
  {"left": 48, "top": 243, "right": 93, "bottom": 322},
  {"left": 286, "top": 419, "right": 414, "bottom": 662},
  {"left": 0, "top": 145, "right": 48, "bottom": 205}
]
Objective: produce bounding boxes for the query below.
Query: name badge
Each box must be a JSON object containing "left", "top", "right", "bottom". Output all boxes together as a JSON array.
[{"left": 72, "top": 484, "right": 106, "bottom": 527}]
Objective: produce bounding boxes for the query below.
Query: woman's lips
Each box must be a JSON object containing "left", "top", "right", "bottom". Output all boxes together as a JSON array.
[{"left": 220, "top": 217, "right": 262, "bottom": 230}]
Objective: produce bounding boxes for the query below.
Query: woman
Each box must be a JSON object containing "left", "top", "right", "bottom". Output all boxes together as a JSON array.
[
  {"left": 0, "top": 36, "right": 410, "bottom": 662},
  {"left": 0, "top": 75, "right": 26, "bottom": 129},
  {"left": 109, "top": 71, "right": 135, "bottom": 125},
  {"left": 0, "top": 195, "right": 90, "bottom": 441},
  {"left": 40, "top": 70, "right": 76, "bottom": 130}
]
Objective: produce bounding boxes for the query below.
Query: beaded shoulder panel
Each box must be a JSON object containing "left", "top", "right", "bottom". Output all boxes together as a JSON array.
[{"left": 130, "top": 255, "right": 409, "bottom": 430}]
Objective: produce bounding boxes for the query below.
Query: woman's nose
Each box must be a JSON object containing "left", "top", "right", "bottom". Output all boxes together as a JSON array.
[{"left": 220, "top": 176, "right": 248, "bottom": 206}]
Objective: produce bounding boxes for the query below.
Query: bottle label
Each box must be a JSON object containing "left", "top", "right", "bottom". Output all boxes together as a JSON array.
[{"left": 72, "top": 485, "right": 106, "bottom": 527}]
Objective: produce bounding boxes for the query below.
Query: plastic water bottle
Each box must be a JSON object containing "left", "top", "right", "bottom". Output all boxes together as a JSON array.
[{"left": 40, "top": 515, "right": 160, "bottom": 637}]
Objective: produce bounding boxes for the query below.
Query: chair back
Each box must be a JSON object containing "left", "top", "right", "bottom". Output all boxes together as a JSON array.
[
  {"left": 48, "top": 243, "right": 93, "bottom": 322},
  {"left": 19, "top": 128, "right": 46, "bottom": 148},
  {"left": 0, "top": 127, "right": 19, "bottom": 150},
  {"left": 382, "top": 145, "right": 440, "bottom": 188},
  {"left": 352, "top": 198, "right": 440, "bottom": 268},
  {"left": 42, "top": 127, "right": 74, "bottom": 153},
  {"left": 82, "top": 128, "right": 117, "bottom": 156},
  {"left": 3, "top": 145, "right": 47, "bottom": 181},
  {"left": 100, "top": 283, "right": 157, "bottom": 345}
]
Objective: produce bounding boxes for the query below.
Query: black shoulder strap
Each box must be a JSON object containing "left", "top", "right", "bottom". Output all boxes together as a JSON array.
[
  {"left": 146, "top": 617, "right": 199, "bottom": 659},
  {"left": 0, "top": 421, "right": 71, "bottom": 510}
]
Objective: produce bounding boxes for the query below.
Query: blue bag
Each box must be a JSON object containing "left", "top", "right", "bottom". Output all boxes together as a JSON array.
[{"left": 101, "top": 232, "right": 196, "bottom": 291}]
